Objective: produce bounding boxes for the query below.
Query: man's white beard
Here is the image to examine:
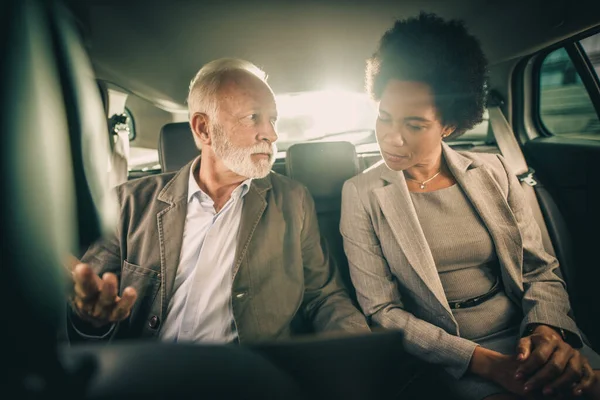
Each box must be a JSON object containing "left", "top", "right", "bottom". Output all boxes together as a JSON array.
[{"left": 211, "top": 124, "right": 276, "bottom": 179}]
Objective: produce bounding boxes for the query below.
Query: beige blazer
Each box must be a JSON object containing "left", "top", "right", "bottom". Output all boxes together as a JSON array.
[
  {"left": 340, "top": 143, "right": 580, "bottom": 378},
  {"left": 70, "top": 161, "right": 369, "bottom": 342}
]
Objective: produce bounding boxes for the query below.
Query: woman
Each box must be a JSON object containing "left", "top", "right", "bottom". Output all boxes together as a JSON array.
[{"left": 340, "top": 13, "right": 600, "bottom": 400}]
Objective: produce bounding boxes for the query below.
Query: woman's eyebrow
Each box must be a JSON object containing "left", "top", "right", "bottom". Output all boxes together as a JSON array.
[{"left": 404, "top": 116, "right": 431, "bottom": 123}]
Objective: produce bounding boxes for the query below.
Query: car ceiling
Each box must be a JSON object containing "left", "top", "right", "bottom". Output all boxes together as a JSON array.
[{"left": 68, "top": 0, "right": 600, "bottom": 112}]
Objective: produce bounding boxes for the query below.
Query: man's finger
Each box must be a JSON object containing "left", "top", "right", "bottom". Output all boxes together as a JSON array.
[
  {"left": 517, "top": 340, "right": 558, "bottom": 378},
  {"left": 109, "top": 287, "right": 138, "bottom": 322},
  {"left": 517, "top": 336, "right": 532, "bottom": 363},
  {"left": 96, "top": 273, "right": 118, "bottom": 308},
  {"left": 64, "top": 254, "right": 81, "bottom": 273},
  {"left": 89, "top": 273, "right": 119, "bottom": 320},
  {"left": 63, "top": 255, "right": 81, "bottom": 285},
  {"left": 544, "top": 356, "right": 582, "bottom": 395},
  {"left": 523, "top": 349, "right": 569, "bottom": 393},
  {"left": 73, "top": 264, "right": 101, "bottom": 302},
  {"left": 572, "top": 362, "right": 595, "bottom": 397}
]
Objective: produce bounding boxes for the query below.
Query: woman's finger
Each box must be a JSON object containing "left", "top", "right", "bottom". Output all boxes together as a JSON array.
[
  {"left": 543, "top": 354, "right": 581, "bottom": 396},
  {"left": 572, "top": 362, "right": 595, "bottom": 397},
  {"left": 523, "top": 345, "right": 570, "bottom": 393}
]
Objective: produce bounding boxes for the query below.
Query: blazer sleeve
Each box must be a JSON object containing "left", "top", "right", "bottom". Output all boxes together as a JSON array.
[
  {"left": 340, "top": 180, "right": 478, "bottom": 379},
  {"left": 299, "top": 186, "right": 371, "bottom": 335},
  {"left": 67, "top": 187, "right": 124, "bottom": 343},
  {"left": 496, "top": 155, "right": 582, "bottom": 346}
]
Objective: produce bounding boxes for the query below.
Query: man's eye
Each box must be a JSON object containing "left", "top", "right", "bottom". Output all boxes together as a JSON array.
[{"left": 377, "top": 115, "right": 391, "bottom": 123}]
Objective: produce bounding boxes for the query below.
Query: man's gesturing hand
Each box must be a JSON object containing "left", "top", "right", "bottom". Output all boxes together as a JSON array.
[{"left": 70, "top": 263, "right": 138, "bottom": 328}]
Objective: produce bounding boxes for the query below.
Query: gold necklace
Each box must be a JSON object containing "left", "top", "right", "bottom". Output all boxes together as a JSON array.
[{"left": 406, "top": 170, "right": 442, "bottom": 189}]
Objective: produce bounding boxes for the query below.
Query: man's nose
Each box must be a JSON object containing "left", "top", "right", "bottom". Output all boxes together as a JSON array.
[{"left": 258, "top": 121, "right": 278, "bottom": 143}]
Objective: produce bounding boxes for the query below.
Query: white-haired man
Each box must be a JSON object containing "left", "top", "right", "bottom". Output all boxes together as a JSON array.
[{"left": 67, "top": 59, "right": 370, "bottom": 343}]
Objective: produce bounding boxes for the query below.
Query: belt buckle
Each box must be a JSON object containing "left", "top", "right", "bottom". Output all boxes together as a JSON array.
[
  {"left": 449, "top": 279, "right": 500, "bottom": 310},
  {"left": 451, "top": 294, "right": 485, "bottom": 309}
]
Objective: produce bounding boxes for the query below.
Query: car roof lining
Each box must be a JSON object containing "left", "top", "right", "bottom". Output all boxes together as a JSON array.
[{"left": 66, "top": 0, "right": 600, "bottom": 112}]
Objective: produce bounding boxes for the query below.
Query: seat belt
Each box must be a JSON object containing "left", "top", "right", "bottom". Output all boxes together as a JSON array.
[
  {"left": 487, "top": 106, "right": 556, "bottom": 257},
  {"left": 489, "top": 106, "right": 589, "bottom": 344}
]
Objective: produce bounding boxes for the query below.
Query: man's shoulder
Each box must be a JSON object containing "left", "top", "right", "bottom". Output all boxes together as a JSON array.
[
  {"left": 114, "top": 171, "right": 179, "bottom": 202},
  {"left": 265, "top": 171, "right": 308, "bottom": 196}
]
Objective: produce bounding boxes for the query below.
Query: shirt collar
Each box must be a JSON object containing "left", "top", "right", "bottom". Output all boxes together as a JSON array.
[{"left": 187, "top": 157, "right": 253, "bottom": 203}]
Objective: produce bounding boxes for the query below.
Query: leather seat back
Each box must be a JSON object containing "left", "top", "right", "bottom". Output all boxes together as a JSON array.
[
  {"left": 286, "top": 142, "right": 360, "bottom": 303},
  {"left": 158, "top": 122, "right": 199, "bottom": 172}
]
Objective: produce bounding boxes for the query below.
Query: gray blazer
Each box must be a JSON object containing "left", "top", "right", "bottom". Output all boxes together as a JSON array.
[
  {"left": 71, "top": 161, "right": 369, "bottom": 342},
  {"left": 340, "top": 143, "right": 580, "bottom": 378}
]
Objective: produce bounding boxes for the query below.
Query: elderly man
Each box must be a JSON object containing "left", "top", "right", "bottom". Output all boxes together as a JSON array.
[{"left": 67, "top": 59, "right": 369, "bottom": 343}]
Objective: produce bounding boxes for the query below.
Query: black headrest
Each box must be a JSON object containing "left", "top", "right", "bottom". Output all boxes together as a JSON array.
[
  {"left": 286, "top": 142, "right": 359, "bottom": 211},
  {"left": 158, "top": 122, "right": 200, "bottom": 173}
]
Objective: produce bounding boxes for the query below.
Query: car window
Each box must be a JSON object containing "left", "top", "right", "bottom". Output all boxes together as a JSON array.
[
  {"left": 459, "top": 109, "right": 489, "bottom": 141},
  {"left": 275, "top": 90, "right": 377, "bottom": 151},
  {"left": 276, "top": 90, "right": 489, "bottom": 150},
  {"left": 538, "top": 32, "right": 600, "bottom": 139}
]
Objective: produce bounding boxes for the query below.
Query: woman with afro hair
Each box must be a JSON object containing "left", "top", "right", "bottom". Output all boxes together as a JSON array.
[{"left": 341, "top": 12, "right": 600, "bottom": 400}]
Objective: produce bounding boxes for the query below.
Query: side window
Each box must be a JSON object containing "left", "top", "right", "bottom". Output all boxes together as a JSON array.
[
  {"left": 460, "top": 109, "right": 489, "bottom": 141},
  {"left": 581, "top": 34, "right": 600, "bottom": 81},
  {"left": 538, "top": 32, "right": 600, "bottom": 139}
]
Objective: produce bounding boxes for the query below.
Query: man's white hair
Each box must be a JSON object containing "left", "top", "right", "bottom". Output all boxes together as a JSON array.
[{"left": 187, "top": 58, "right": 268, "bottom": 120}]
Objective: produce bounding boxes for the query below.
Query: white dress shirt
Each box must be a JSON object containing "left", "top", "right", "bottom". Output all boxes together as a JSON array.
[{"left": 159, "top": 158, "right": 251, "bottom": 343}]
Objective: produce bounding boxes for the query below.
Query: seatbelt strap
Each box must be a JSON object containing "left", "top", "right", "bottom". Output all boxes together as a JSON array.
[{"left": 488, "top": 106, "right": 556, "bottom": 256}]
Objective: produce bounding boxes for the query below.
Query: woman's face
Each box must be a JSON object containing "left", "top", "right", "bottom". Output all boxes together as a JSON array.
[{"left": 376, "top": 80, "right": 454, "bottom": 171}]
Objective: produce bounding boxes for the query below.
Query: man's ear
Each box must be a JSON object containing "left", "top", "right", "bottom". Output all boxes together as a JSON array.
[{"left": 190, "top": 112, "right": 211, "bottom": 146}]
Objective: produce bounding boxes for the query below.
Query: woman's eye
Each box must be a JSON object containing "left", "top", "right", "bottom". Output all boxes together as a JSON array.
[
  {"left": 407, "top": 124, "right": 425, "bottom": 132},
  {"left": 377, "top": 115, "right": 391, "bottom": 123}
]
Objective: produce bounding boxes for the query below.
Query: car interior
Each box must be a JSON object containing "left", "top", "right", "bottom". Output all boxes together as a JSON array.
[{"left": 3, "top": 0, "right": 600, "bottom": 398}]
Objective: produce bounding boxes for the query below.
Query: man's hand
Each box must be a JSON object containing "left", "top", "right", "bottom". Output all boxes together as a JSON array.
[
  {"left": 70, "top": 263, "right": 138, "bottom": 328},
  {"left": 516, "top": 325, "right": 592, "bottom": 397}
]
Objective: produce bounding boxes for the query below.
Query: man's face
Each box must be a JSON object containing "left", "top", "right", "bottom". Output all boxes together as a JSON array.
[{"left": 210, "top": 71, "right": 278, "bottom": 179}]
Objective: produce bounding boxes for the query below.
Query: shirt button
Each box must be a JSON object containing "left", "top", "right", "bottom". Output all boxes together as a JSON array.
[{"left": 235, "top": 292, "right": 247, "bottom": 299}]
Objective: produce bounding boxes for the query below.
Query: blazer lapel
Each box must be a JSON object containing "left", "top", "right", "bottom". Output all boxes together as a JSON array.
[
  {"left": 443, "top": 143, "right": 524, "bottom": 290},
  {"left": 233, "top": 175, "right": 271, "bottom": 279},
  {"left": 156, "top": 161, "right": 193, "bottom": 319},
  {"left": 374, "top": 168, "right": 452, "bottom": 315}
]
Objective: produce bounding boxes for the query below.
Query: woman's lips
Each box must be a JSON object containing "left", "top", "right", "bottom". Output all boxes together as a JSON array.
[{"left": 383, "top": 151, "right": 408, "bottom": 162}]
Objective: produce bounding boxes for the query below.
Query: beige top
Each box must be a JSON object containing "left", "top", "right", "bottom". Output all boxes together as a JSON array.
[{"left": 411, "top": 184, "right": 522, "bottom": 340}]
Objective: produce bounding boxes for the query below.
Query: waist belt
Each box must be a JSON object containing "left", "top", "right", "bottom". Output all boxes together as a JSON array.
[{"left": 448, "top": 278, "right": 503, "bottom": 310}]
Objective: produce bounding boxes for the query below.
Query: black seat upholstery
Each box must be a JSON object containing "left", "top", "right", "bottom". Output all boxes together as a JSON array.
[
  {"left": 286, "top": 142, "right": 360, "bottom": 303},
  {"left": 158, "top": 122, "right": 199, "bottom": 173}
]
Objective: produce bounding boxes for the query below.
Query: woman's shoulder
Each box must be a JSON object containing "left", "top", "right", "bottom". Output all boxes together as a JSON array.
[
  {"left": 456, "top": 148, "right": 501, "bottom": 164},
  {"left": 345, "top": 160, "right": 389, "bottom": 192},
  {"left": 456, "top": 149, "right": 511, "bottom": 187}
]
